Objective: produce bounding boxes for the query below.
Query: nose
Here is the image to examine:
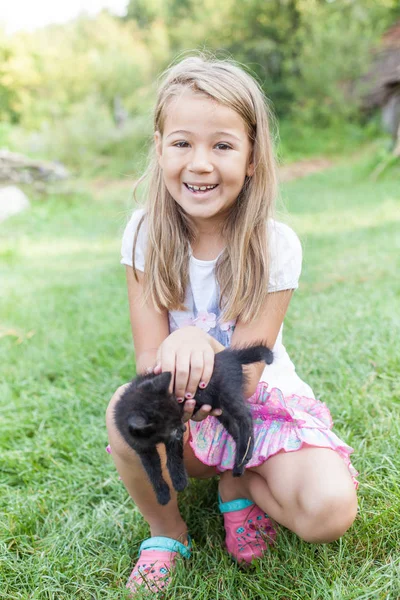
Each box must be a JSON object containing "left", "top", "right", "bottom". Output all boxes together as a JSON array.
[{"left": 188, "top": 147, "right": 214, "bottom": 174}]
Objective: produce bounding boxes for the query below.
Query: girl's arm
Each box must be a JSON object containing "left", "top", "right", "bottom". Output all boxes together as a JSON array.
[
  {"left": 229, "top": 289, "right": 294, "bottom": 398},
  {"left": 126, "top": 266, "right": 170, "bottom": 375},
  {"left": 126, "top": 266, "right": 219, "bottom": 422}
]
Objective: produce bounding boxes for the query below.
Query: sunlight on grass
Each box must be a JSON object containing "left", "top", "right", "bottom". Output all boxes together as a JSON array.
[
  {"left": 291, "top": 197, "right": 400, "bottom": 235},
  {"left": 12, "top": 238, "right": 119, "bottom": 258}
]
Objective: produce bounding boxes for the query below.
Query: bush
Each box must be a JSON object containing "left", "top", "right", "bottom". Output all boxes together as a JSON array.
[
  {"left": 278, "top": 116, "right": 382, "bottom": 162},
  {"left": 8, "top": 97, "right": 152, "bottom": 177},
  {"left": 285, "top": 0, "right": 393, "bottom": 126}
]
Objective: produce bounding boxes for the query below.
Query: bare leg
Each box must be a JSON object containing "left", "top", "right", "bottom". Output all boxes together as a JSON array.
[
  {"left": 106, "top": 386, "right": 216, "bottom": 542},
  {"left": 219, "top": 447, "right": 358, "bottom": 543},
  {"left": 106, "top": 385, "right": 187, "bottom": 542}
]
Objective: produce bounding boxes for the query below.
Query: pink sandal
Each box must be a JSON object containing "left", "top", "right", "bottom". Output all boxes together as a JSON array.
[
  {"left": 126, "top": 535, "right": 191, "bottom": 596},
  {"left": 218, "top": 495, "right": 276, "bottom": 563}
]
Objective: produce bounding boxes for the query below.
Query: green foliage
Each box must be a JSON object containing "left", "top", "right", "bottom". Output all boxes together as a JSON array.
[
  {"left": 1, "top": 0, "right": 399, "bottom": 172},
  {"left": 0, "top": 32, "right": 19, "bottom": 123},
  {"left": 0, "top": 122, "right": 14, "bottom": 147},
  {"left": 284, "top": 0, "right": 393, "bottom": 125},
  {"left": 363, "top": 145, "right": 400, "bottom": 180},
  {"left": 0, "top": 14, "right": 151, "bottom": 128},
  {"left": 278, "top": 115, "right": 382, "bottom": 162},
  {"left": 214, "top": 0, "right": 302, "bottom": 115},
  {"left": 8, "top": 98, "right": 152, "bottom": 177},
  {"left": 125, "top": 0, "right": 165, "bottom": 28}
]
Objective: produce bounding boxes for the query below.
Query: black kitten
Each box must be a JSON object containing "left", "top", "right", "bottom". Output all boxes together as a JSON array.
[{"left": 113, "top": 344, "right": 273, "bottom": 505}]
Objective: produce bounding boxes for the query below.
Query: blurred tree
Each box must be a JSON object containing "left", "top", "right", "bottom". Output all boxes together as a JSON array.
[
  {"left": 0, "top": 13, "right": 152, "bottom": 128},
  {"left": 220, "top": 0, "right": 303, "bottom": 114},
  {"left": 286, "top": 0, "right": 397, "bottom": 125},
  {"left": 143, "top": 0, "right": 399, "bottom": 120},
  {"left": 0, "top": 32, "right": 19, "bottom": 122},
  {"left": 124, "top": 0, "right": 170, "bottom": 76},
  {"left": 125, "top": 0, "right": 165, "bottom": 29},
  {"left": 132, "top": 0, "right": 305, "bottom": 115},
  {"left": 2, "top": 0, "right": 399, "bottom": 167}
]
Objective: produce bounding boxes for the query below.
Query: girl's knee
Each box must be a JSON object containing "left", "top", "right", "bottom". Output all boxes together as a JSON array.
[
  {"left": 105, "top": 383, "right": 130, "bottom": 429},
  {"left": 295, "top": 485, "right": 358, "bottom": 543},
  {"left": 105, "top": 383, "right": 135, "bottom": 460}
]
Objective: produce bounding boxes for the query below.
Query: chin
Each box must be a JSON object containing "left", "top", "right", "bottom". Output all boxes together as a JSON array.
[{"left": 184, "top": 206, "right": 221, "bottom": 221}]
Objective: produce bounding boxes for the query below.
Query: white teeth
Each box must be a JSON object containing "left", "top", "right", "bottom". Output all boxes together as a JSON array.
[{"left": 186, "top": 184, "right": 217, "bottom": 192}]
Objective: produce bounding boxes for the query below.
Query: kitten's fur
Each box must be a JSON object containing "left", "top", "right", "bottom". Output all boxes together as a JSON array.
[{"left": 113, "top": 344, "right": 273, "bottom": 505}]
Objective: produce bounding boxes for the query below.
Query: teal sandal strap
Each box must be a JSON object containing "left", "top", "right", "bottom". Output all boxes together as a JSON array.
[
  {"left": 218, "top": 493, "right": 254, "bottom": 514},
  {"left": 139, "top": 535, "right": 192, "bottom": 559}
]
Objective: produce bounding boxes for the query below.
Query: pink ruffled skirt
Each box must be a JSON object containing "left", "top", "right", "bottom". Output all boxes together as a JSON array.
[{"left": 189, "top": 381, "right": 358, "bottom": 487}]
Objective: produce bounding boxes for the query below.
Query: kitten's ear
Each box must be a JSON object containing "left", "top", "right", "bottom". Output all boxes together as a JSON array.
[
  {"left": 139, "top": 372, "right": 172, "bottom": 394},
  {"left": 128, "top": 415, "right": 153, "bottom": 435},
  {"left": 153, "top": 371, "right": 172, "bottom": 393}
]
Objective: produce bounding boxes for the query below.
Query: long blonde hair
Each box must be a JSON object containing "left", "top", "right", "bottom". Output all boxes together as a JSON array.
[{"left": 133, "top": 53, "right": 278, "bottom": 324}]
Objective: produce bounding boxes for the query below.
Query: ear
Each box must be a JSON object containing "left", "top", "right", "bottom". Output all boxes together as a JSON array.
[
  {"left": 246, "top": 160, "right": 254, "bottom": 178},
  {"left": 138, "top": 372, "right": 172, "bottom": 394},
  {"left": 152, "top": 371, "right": 172, "bottom": 393},
  {"left": 246, "top": 145, "right": 254, "bottom": 177},
  {"left": 128, "top": 414, "right": 153, "bottom": 435},
  {"left": 154, "top": 131, "right": 163, "bottom": 168}
]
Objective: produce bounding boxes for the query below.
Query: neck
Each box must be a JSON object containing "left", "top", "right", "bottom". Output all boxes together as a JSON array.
[{"left": 191, "top": 230, "right": 225, "bottom": 261}]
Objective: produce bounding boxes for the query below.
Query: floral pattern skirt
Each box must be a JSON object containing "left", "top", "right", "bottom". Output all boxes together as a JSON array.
[{"left": 189, "top": 381, "right": 359, "bottom": 487}]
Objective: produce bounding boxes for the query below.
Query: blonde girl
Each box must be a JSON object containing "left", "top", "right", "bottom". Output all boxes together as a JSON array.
[{"left": 106, "top": 54, "right": 358, "bottom": 595}]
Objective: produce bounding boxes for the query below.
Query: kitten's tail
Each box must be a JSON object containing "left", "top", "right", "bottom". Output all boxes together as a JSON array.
[{"left": 229, "top": 344, "right": 273, "bottom": 366}]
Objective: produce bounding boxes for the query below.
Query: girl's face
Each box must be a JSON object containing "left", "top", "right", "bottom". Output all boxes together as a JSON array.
[{"left": 155, "top": 90, "right": 254, "bottom": 228}]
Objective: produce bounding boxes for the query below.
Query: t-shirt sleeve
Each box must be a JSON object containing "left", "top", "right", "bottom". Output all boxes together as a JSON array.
[
  {"left": 268, "top": 221, "right": 302, "bottom": 292},
  {"left": 120, "top": 208, "right": 146, "bottom": 270}
]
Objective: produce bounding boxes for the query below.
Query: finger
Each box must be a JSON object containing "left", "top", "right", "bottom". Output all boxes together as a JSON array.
[
  {"left": 190, "top": 404, "right": 213, "bottom": 422},
  {"left": 210, "top": 408, "right": 222, "bottom": 417},
  {"left": 174, "top": 352, "right": 190, "bottom": 402},
  {"left": 154, "top": 348, "right": 162, "bottom": 373},
  {"left": 185, "top": 350, "right": 204, "bottom": 398},
  {"left": 198, "top": 348, "right": 215, "bottom": 390},
  {"left": 182, "top": 399, "right": 196, "bottom": 423}
]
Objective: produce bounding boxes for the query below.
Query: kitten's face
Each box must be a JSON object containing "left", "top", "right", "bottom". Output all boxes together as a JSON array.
[{"left": 126, "top": 372, "right": 185, "bottom": 445}]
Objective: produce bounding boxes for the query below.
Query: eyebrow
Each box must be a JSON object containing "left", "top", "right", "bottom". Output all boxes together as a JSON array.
[{"left": 166, "top": 130, "right": 242, "bottom": 142}]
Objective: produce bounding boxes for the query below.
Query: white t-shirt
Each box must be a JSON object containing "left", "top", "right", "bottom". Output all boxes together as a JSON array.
[{"left": 120, "top": 208, "right": 314, "bottom": 398}]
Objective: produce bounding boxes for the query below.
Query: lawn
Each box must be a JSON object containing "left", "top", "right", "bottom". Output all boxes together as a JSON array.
[{"left": 1, "top": 148, "right": 400, "bottom": 599}]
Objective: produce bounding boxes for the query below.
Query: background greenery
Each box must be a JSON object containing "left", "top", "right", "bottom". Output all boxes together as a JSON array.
[
  {"left": 1, "top": 0, "right": 400, "bottom": 598},
  {"left": 1, "top": 0, "right": 399, "bottom": 174}
]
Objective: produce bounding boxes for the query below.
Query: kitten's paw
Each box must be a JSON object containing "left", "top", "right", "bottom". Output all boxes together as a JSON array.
[
  {"left": 232, "top": 464, "right": 245, "bottom": 477},
  {"left": 172, "top": 472, "right": 188, "bottom": 492},
  {"left": 156, "top": 483, "right": 171, "bottom": 505}
]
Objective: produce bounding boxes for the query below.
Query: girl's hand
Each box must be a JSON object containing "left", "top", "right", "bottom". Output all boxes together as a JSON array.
[{"left": 153, "top": 326, "right": 222, "bottom": 422}]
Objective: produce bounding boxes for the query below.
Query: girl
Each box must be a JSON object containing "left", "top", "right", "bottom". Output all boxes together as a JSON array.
[{"left": 106, "top": 54, "right": 358, "bottom": 596}]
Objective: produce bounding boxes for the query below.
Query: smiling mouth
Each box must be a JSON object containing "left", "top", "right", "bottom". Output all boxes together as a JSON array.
[{"left": 184, "top": 183, "right": 219, "bottom": 193}]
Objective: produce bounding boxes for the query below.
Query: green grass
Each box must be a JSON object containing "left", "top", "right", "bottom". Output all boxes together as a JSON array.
[{"left": 1, "top": 148, "right": 400, "bottom": 599}]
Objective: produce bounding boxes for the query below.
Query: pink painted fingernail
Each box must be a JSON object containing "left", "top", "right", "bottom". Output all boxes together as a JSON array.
[
  {"left": 185, "top": 392, "right": 193, "bottom": 399},
  {"left": 177, "top": 397, "right": 184, "bottom": 403},
  {"left": 199, "top": 382, "right": 206, "bottom": 388}
]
